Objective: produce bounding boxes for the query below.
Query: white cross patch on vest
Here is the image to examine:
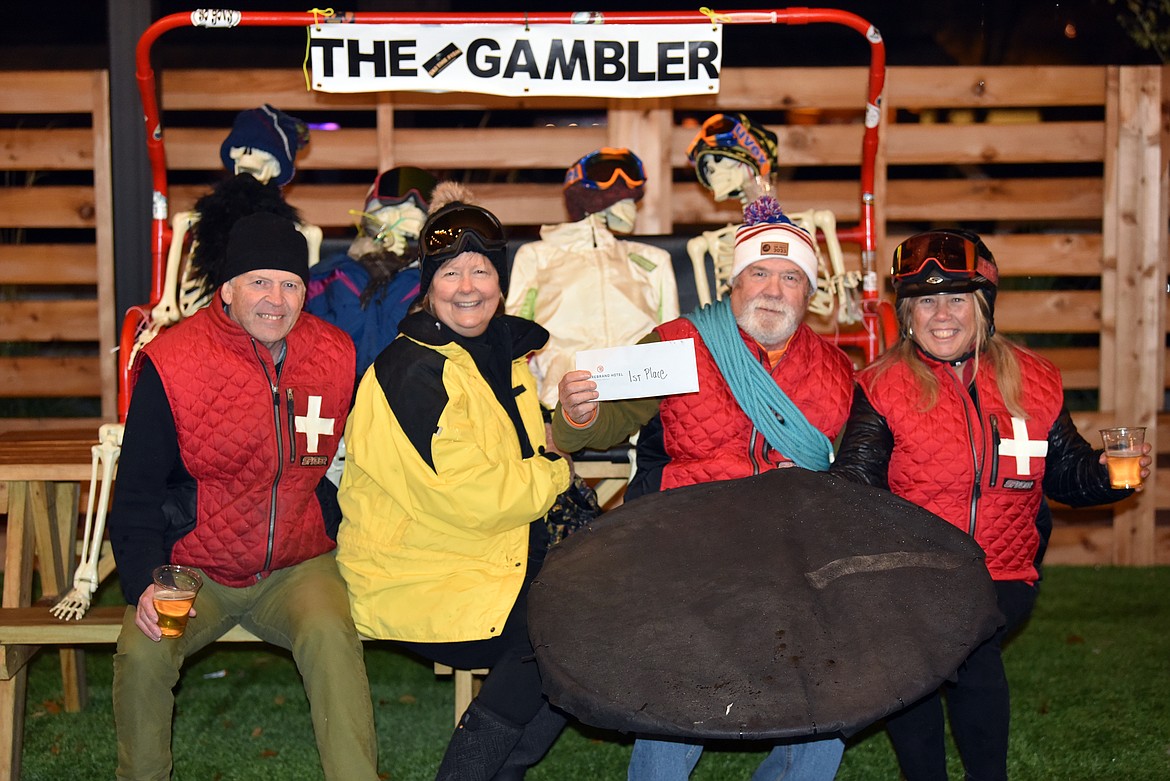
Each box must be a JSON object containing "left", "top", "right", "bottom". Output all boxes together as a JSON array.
[
  {"left": 998, "top": 416, "right": 1048, "bottom": 475},
  {"left": 295, "top": 395, "right": 335, "bottom": 454}
]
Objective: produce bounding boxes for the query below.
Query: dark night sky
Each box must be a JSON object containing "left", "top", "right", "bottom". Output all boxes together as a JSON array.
[{"left": 1, "top": 0, "right": 1160, "bottom": 70}]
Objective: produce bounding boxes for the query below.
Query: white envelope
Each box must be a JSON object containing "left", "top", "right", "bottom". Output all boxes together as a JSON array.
[{"left": 575, "top": 339, "right": 699, "bottom": 401}]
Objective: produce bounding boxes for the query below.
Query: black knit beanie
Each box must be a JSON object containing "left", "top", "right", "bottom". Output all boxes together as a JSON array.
[{"left": 218, "top": 212, "right": 309, "bottom": 287}]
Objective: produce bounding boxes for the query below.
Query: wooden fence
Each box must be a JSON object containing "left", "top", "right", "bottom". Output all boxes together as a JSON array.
[
  {"left": 0, "top": 64, "right": 1166, "bottom": 564},
  {"left": 0, "top": 72, "right": 115, "bottom": 427}
]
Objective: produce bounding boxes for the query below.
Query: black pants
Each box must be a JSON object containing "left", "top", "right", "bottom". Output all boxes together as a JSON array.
[{"left": 885, "top": 579, "right": 1037, "bottom": 781}]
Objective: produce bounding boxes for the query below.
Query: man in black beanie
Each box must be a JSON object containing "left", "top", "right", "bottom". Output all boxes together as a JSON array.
[{"left": 109, "top": 212, "right": 379, "bottom": 780}]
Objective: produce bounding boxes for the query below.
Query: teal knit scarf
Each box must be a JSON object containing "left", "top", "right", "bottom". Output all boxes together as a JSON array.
[{"left": 684, "top": 298, "right": 833, "bottom": 471}]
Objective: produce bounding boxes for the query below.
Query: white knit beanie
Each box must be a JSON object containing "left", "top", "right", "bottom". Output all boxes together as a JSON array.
[{"left": 730, "top": 221, "right": 818, "bottom": 289}]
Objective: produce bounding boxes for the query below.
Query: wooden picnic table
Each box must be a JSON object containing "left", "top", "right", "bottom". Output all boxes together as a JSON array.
[{"left": 0, "top": 426, "right": 101, "bottom": 781}]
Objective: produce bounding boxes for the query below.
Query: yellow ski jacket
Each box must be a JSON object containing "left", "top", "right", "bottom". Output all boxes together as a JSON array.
[{"left": 337, "top": 312, "right": 571, "bottom": 642}]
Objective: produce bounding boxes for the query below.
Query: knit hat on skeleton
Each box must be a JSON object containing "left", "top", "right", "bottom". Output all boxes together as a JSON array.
[
  {"left": 731, "top": 197, "right": 818, "bottom": 288},
  {"left": 219, "top": 104, "right": 309, "bottom": 187}
]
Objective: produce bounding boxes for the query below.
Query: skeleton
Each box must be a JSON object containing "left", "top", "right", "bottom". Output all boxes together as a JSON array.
[
  {"left": 686, "top": 156, "right": 861, "bottom": 322},
  {"left": 51, "top": 423, "right": 123, "bottom": 620}
]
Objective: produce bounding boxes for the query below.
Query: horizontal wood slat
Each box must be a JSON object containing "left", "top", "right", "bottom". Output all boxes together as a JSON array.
[
  {"left": 0, "top": 72, "right": 100, "bottom": 113},
  {"left": 0, "top": 187, "right": 97, "bottom": 228},
  {"left": 996, "top": 290, "right": 1101, "bottom": 333},
  {"left": 0, "top": 357, "right": 101, "bottom": 398},
  {"left": 158, "top": 66, "right": 1113, "bottom": 114},
  {"left": 161, "top": 66, "right": 893, "bottom": 112},
  {"left": 0, "top": 129, "right": 95, "bottom": 170},
  {"left": 884, "top": 178, "right": 1104, "bottom": 222},
  {"left": 887, "top": 123, "right": 1105, "bottom": 165},
  {"left": 884, "top": 66, "right": 1108, "bottom": 107},
  {"left": 0, "top": 245, "right": 98, "bottom": 285},
  {"left": 0, "top": 300, "right": 100, "bottom": 341},
  {"left": 0, "top": 606, "right": 260, "bottom": 645}
]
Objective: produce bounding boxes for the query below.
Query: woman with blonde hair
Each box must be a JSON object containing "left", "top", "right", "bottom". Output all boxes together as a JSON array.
[{"left": 831, "top": 229, "right": 1151, "bottom": 780}]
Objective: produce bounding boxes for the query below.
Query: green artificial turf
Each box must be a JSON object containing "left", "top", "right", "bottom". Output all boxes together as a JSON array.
[{"left": 20, "top": 566, "right": 1170, "bottom": 780}]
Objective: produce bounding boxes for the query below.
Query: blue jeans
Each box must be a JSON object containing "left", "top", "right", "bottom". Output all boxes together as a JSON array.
[{"left": 628, "top": 735, "right": 845, "bottom": 780}]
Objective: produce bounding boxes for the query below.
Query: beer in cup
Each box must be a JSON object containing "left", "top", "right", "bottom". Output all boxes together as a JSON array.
[
  {"left": 152, "top": 565, "right": 202, "bottom": 638},
  {"left": 1099, "top": 427, "right": 1145, "bottom": 490}
]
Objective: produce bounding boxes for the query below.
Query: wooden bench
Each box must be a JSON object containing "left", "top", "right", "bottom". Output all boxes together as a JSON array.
[{"left": 0, "top": 605, "right": 485, "bottom": 713}]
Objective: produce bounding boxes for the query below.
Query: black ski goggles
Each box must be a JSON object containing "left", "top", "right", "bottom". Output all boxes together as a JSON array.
[
  {"left": 563, "top": 148, "right": 646, "bottom": 190},
  {"left": 891, "top": 232, "right": 990, "bottom": 282},
  {"left": 420, "top": 204, "right": 507, "bottom": 261},
  {"left": 371, "top": 166, "right": 436, "bottom": 208}
]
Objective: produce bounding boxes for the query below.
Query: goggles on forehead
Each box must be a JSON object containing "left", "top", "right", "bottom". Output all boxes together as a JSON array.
[
  {"left": 686, "top": 113, "right": 772, "bottom": 172},
  {"left": 891, "top": 232, "right": 985, "bottom": 280},
  {"left": 563, "top": 148, "right": 646, "bottom": 191},
  {"left": 370, "top": 167, "right": 436, "bottom": 209},
  {"left": 420, "top": 203, "right": 507, "bottom": 261}
]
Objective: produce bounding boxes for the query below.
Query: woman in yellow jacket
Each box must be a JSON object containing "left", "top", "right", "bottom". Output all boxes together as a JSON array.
[{"left": 337, "top": 184, "right": 572, "bottom": 781}]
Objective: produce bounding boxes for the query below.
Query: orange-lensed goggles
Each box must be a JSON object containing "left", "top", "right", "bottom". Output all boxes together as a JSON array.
[
  {"left": 891, "top": 232, "right": 982, "bottom": 279},
  {"left": 563, "top": 148, "right": 646, "bottom": 190}
]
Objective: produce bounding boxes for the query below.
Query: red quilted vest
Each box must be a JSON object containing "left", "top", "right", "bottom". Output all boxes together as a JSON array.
[
  {"left": 859, "top": 348, "right": 1064, "bottom": 583},
  {"left": 140, "top": 294, "right": 355, "bottom": 587},
  {"left": 654, "top": 319, "right": 853, "bottom": 490}
]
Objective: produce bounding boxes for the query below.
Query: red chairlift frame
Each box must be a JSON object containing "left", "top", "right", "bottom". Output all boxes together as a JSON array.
[{"left": 125, "top": 7, "right": 897, "bottom": 419}]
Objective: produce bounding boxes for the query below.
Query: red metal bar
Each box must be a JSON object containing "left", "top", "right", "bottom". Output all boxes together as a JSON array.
[{"left": 125, "top": 7, "right": 889, "bottom": 417}]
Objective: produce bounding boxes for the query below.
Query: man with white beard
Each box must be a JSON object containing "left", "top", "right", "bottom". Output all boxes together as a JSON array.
[{"left": 553, "top": 213, "right": 854, "bottom": 781}]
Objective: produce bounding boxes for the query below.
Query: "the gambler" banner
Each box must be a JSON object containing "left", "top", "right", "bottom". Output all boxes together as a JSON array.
[{"left": 308, "top": 23, "right": 723, "bottom": 97}]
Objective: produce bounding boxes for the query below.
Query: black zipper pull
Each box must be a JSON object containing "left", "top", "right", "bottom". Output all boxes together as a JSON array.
[
  {"left": 286, "top": 388, "right": 296, "bottom": 464},
  {"left": 989, "top": 414, "right": 1000, "bottom": 487}
]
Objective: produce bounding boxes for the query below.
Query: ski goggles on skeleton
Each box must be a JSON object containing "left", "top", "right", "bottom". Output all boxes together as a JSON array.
[
  {"left": 686, "top": 113, "right": 772, "bottom": 172},
  {"left": 369, "top": 167, "right": 435, "bottom": 209},
  {"left": 891, "top": 231, "right": 997, "bottom": 285},
  {"left": 563, "top": 148, "right": 646, "bottom": 190},
  {"left": 420, "top": 203, "right": 507, "bottom": 262},
  {"left": 349, "top": 205, "right": 419, "bottom": 244}
]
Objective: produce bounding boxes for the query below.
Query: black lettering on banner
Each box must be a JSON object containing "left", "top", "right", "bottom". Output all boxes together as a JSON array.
[
  {"left": 627, "top": 41, "right": 654, "bottom": 82},
  {"left": 504, "top": 39, "right": 541, "bottom": 78},
  {"left": 543, "top": 39, "right": 590, "bottom": 80},
  {"left": 389, "top": 40, "right": 419, "bottom": 76},
  {"left": 423, "top": 43, "right": 462, "bottom": 77},
  {"left": 689, "top": 40, "right": 719, "bottom": 79},
  {"left": 347, "top": 39, "right": 387, "bottom": 78},
  {"left": 467, "top": 38, "right": 501, "bottom": 77},
  {"left": 658, "top": 41, "right": 685, "bottom": 81},
  {"left": 595, "top": 40, "right": 625, "bottom": 81},
  {"left": 309, "top": 38, "right": 344, "bottom": 78}
]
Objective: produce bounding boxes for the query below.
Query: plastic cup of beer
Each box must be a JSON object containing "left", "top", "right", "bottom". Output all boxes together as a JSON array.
[
  {"left": 152, "top": 565, "right": 202, "bottom": 638},
  {"left": 1099, "top": 427, "right": 1145, "bottom": 489}
]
